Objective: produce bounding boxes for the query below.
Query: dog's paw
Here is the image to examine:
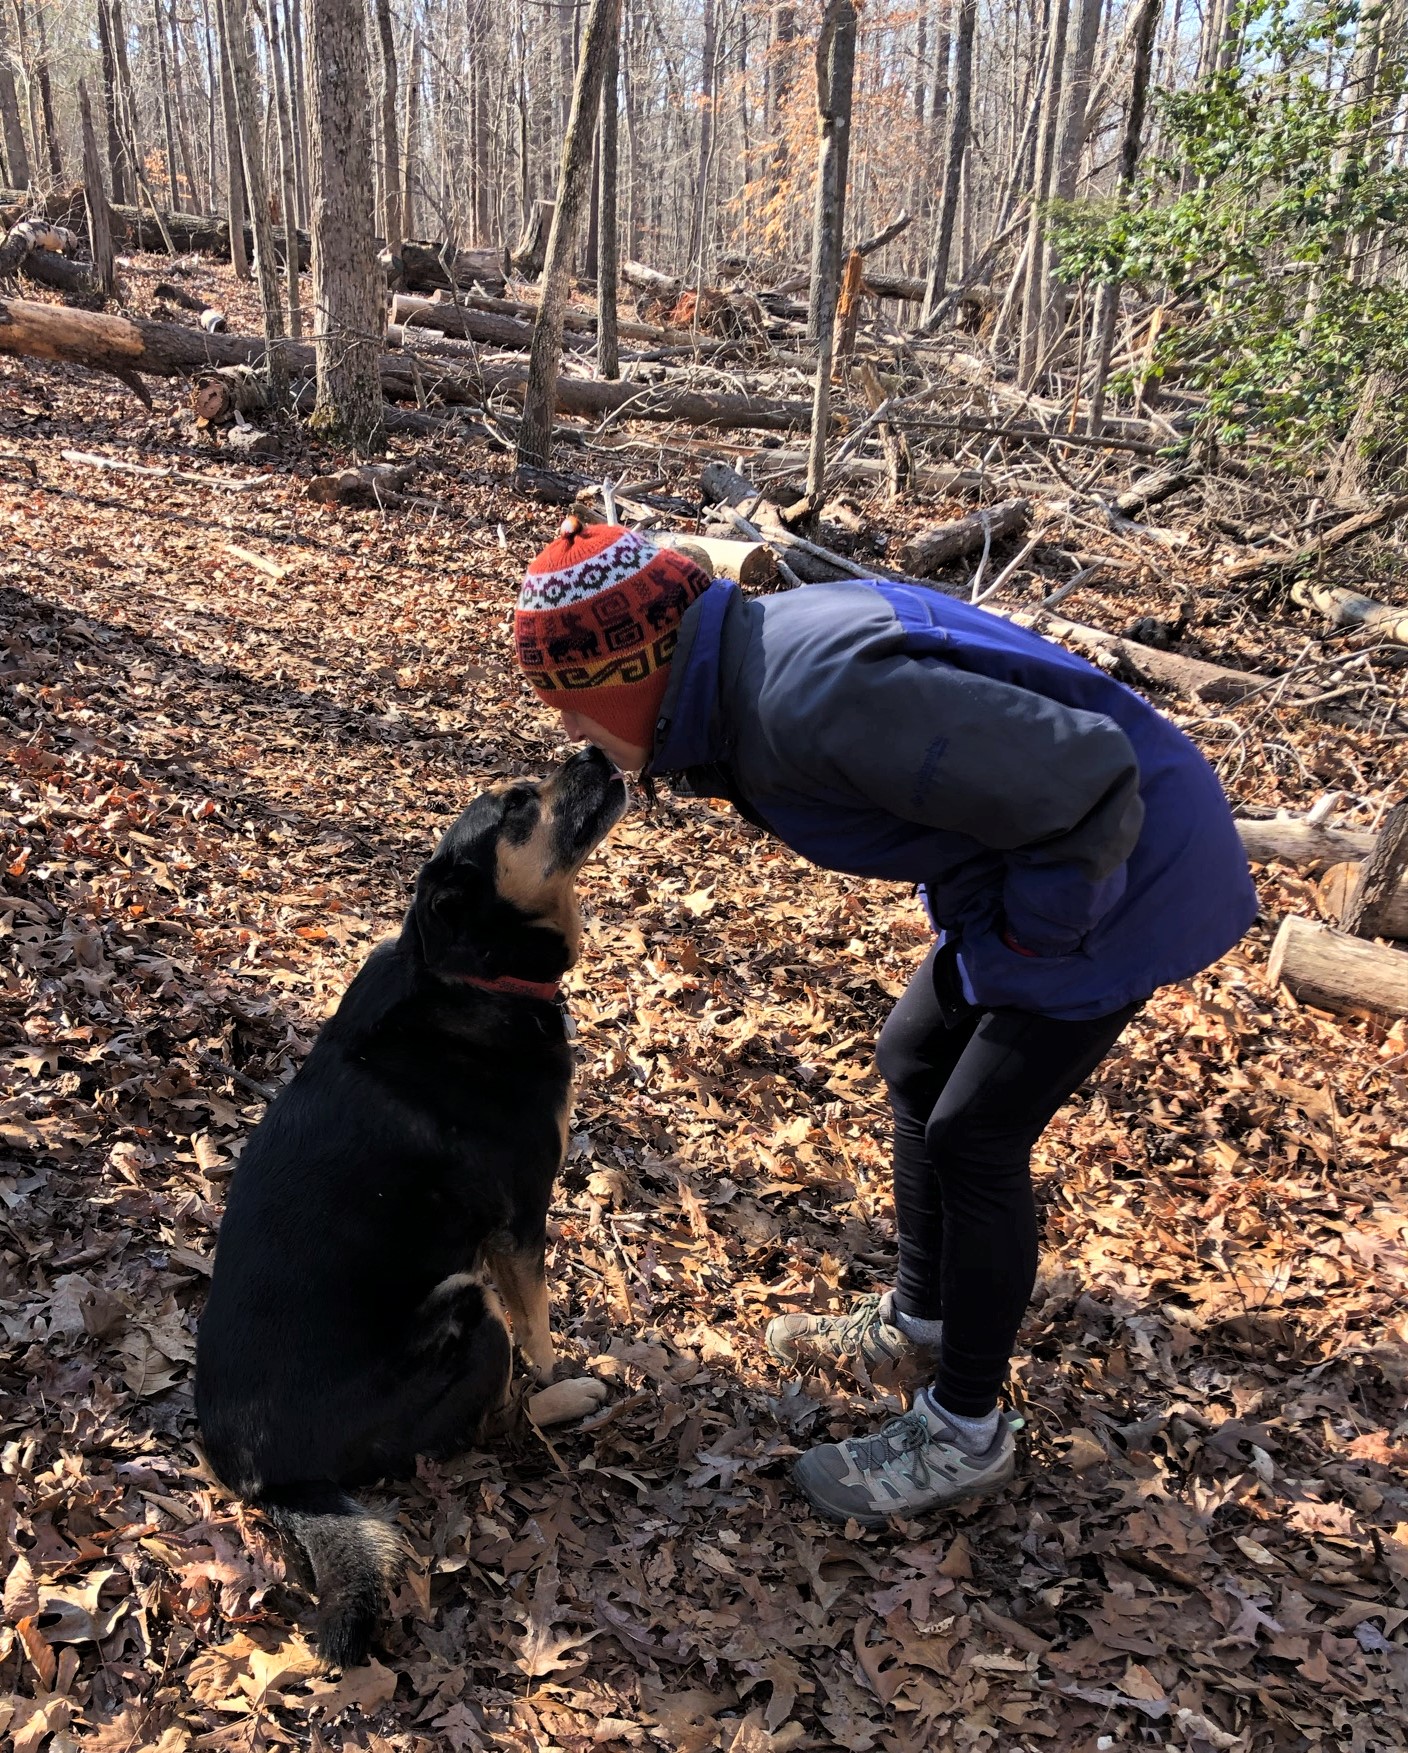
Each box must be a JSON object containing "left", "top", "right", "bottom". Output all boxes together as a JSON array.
[
  {"left": 522, "top": 1346, "right": 557, "bottom": 1386},
  {"left": 527, "top": 1376, "right": 608, "bottom": 1428}
]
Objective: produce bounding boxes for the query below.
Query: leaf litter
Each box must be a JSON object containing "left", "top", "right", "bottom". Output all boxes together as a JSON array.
[{"left": 2, "top": 274, "right": 1408, "bottom": 1751}]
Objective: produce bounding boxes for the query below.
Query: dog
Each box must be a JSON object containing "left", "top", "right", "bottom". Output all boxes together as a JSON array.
[{"left": 195, "top": 746, "right": 629, "bottom": 1668}]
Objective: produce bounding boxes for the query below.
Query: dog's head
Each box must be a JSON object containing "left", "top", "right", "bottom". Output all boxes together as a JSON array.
[{"left": 411, "top": 745, "right": 629, "bottom": 985}]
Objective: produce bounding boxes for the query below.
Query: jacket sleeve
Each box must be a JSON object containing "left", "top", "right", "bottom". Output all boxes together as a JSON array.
[{"left": 790, "top": 650, "right": 1145, "bottom": 953}]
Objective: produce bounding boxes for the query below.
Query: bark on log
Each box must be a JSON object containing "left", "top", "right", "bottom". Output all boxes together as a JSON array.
[
  {"left": 623, "top": 259, "right": 681, "bottom": 298},
  {"left": 0, "top": 294, "right": 814, "bottom": 431},
  {"left": 1006, "top": 606, "right": 1269, "bottom": 704},
  {"left": 509, "top": 200, "right": 555, "bottom": 279},
  {"left": 307, "top": 462, "right": 418, "bottom": 505},
  {"left": 1234, "top": 817, "right": 1376, "bottom": 868},
  {"left": 1112, "top": 465, "right": 1199, "bottom": 518},
  {"left": 1290, "top": 580, "right": 1408, "bottom": 647},
  {"left": 193, "top": 364, "right": 269, "bottom": 425},
  {"left": 899, "top": 498, "right": 1031, "bottom": 575},
  {"left": 393, "top": 289, "right": 671, "bottom": 346},
  {"left": 1224, "top": 492, "right": 1408, "bottom": 583},
  {"left": 1319, "top": 860, "right": 1408, "bottom": 941},
  {"left": 1342, "top": 801, "right": 1408, "bottom": 938},
  {"left": 658, "top": 533, "right": 776, "bottom": 587},
  {"left": 390, "top": 298, "right": 539, "bottom": 350},
  {"left": 392, "top": 238, "right": 506, "bottom": 295},
  {"left": 16, "top": 247, "right": 101, "bottom": 303},
  {"left": 1267, "top": 914, "right": 1408, "bottom": 1018}
]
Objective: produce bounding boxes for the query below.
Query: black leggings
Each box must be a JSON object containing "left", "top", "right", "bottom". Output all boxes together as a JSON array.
[{"left": 875, "top": 943, "right": 1139, "bottom": 1416}]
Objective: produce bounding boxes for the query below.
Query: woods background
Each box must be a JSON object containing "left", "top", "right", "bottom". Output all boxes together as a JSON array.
[{"left": 4, "top": 0, "right": 1408, "bottom": 1749}]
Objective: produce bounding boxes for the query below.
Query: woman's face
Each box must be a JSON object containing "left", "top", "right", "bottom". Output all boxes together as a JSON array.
[{"left": 558, "top": 711, "right": 650, "bottom": 777}]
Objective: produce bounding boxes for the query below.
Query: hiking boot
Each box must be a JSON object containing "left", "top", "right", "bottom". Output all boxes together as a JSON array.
[
  {"left": 792, "top": 1395, "right": 1018, "bottom": 1528},
  {"left": 765, "top": 1290, "right": 938, "bottom": 1388}
]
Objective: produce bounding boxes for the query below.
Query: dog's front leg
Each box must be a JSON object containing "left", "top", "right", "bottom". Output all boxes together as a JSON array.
[{"left": 486, "top": 1245, "right": 555, "bottom": 1383}]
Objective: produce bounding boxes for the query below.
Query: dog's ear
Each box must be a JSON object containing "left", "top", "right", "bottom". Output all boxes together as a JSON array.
[{"left": 413, "top": 857, "right": 491, "bottom": 968}]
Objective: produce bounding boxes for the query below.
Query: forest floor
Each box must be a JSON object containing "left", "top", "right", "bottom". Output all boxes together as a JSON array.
[{"left": 3, "top": 257, "right": 1408, "bottom": 1753}]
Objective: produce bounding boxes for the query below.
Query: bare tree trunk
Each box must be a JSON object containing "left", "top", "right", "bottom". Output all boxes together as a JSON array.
[
  {"left": 169, "top": 7, "right": 204, "bottom": 209},
  {"left": 403, "top": 27, "right": 421, "bottom": 240},
  {"left": 598, "top": 5, "right": 620, "bottom": 379},
  {"left": 152, "top": 0, "right": 179, "bottom": 203},
  {"left": 686, "top": 0, "right": 717, "bottom": 278},
  {"left": 764, "top": 2, "right": 796, "bottom": 212},
  {"left": 920, "top": 0, "right": 975, "bottom": 327},
  {"left": 374, "top": 0, "right": 402, "bottom": 258},
  {"left": 258, "top": 0, "right": 302, "bottom": 337},
  {"left": 282, "top": 0, "right": 310, "bottom": 225},
  {"left": 517, "top": 0, "right": 621, "bottom": 471},
  {"left": 29, "top": 0, "right": 63, "bottom": 181},
  {"left": 807, "top": 0, "right": 857, "bottom": 345},
  {"left": 200, "top": 0, "right": 219, "bottom": 213},
  {"left": 1016, "top": 0, "right": 1071, "bottom": 387},
  {"left": 305, "top": 0, "right": 384, "bottom": 450},
  {"left": 218, "top": 0, "right": 286, "bottom": 399},
  {"left": 79, "top": 81, "right": 115, "bottom": 297},
  {"left": 0, "top": 1, "right": 30, "bottom": 189},
  {"left": 216, "top": 3, "right": 249, "bottom": 280},
  {"left": 103, "top": 0, "right": 176, "bottom": 247},
  {"left": 1038, "top": 0, "right": 1102, "bottom": 363},
  {"left": 1088, "top": 0, "right": 1161, "bottom": 434},
  {"left": 807, "top": 0, "right": 858, "bottom": 499}
]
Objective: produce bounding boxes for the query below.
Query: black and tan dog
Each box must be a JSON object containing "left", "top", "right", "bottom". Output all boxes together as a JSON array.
[{"left": 195, "top": 746, "right": 628, "bottom": 1667}]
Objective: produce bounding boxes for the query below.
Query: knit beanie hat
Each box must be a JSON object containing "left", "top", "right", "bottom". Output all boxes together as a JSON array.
[{"left": 515, "top": 518, "right": 711, "bottom": 749}]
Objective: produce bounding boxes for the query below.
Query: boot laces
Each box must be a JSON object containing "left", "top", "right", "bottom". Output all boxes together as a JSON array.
[
  {"left": 849, "top": 1407, "right": 937, "bottom": 1482},
  {"left": 836, "top": 1293, "right": 886, "bottom": 1349}
]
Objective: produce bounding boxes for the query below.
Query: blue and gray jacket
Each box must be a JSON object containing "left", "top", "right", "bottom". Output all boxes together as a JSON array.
[{"left": 647, "top": 578, "right": 1257, "bottom": 1020}]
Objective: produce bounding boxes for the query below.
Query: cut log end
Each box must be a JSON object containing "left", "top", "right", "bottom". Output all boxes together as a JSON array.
[{"left": 1268, "top": 914, "right": 1408, "bottom": 1019}]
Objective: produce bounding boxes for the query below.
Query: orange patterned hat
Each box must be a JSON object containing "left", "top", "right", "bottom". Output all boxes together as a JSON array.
[{"left": 514, "top": 519, "right": 711, "bottom": 748}]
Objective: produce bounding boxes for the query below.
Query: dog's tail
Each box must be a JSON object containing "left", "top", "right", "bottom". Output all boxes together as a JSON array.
[{"left": 256, "top": 1482, "right": 404, "bottom": 1669}]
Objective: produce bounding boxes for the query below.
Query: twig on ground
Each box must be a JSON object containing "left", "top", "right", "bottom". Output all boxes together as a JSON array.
[{"left": 61, "top": 448, "right": 276, "bottom": 491}]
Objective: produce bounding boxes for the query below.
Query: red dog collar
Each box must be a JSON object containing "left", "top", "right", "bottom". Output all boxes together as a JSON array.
[{"left": 453, "top": 972, "right": 562, "bottom": 1003}]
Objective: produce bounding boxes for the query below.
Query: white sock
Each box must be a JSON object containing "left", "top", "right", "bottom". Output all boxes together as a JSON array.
[
  {"left": 892, "top": 1304, "right": 944, "bottom": 1347},
  {"left": 919, "top": 1387, "right": 1000, "bottom": 1454}
]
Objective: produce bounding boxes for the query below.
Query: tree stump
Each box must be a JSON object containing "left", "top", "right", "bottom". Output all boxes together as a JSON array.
[
  {"left": 1268, "top": 915, "right": 1408, "bottom": 1019},
  {"left": 1342, "top": 802, "right": 1408, "bottom": 939},
  {"left": 509, "top": 200, "right": 555, "bottom": 280}
]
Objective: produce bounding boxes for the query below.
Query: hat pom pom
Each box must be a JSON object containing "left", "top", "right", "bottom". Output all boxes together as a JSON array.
[{"left": 559, "top": 513, "right": 585, "bottom": 541}]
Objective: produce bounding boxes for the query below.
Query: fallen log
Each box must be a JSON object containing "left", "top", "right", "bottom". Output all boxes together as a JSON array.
[
  {"left": 113, "top": 202, "right": 311, "bottom": 269},
  {"left": 0, "top": 218, "right": 77, "bottom": 276},
  {"left": 1291, "top": 580, "right": 1408, "bottom": 647},
  {"left": 1234, "top": 817, "right": 1376, "bottom": 868},
  {"left": 192, "top": 364, "right": 268, "bottom": 426},
  {"left": 16, "top": 246, "right": 101, "bottom": 302},
  {"left": 899, "top": 499, "right": 1032, "bottom": 575},
  {"left": 391, "top": 292, "right": 671, "bottom": 349},
  {"left": 1111, "top": 465, "right": 1199, "bottom": 519},
  {"left": 1267, "top": 914, "right": 1408, "bottom": 1018},
  {"left": 658, "top": 534, "right": 776, "bottom": 588},
  {"left": 307, "top": 462, "right": 418, "bottom": 506},
  {"left": 1224, "top": 492, "right": 1408, "bottom": 583},
  {"left": 392, "top": 239, "right": 506, "bottom": 295},
  {"left": 623, "top": 259, "right": 680, "bottom": 299},
  {"left": 391, "top": 297, "right": 537, "bottom": 351},
  {"left": 1005, "top": 606, "right": 1269, "bottom": 705},
  {"left": 0, "top": 295, "right": 814, "bottom": 432}
]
